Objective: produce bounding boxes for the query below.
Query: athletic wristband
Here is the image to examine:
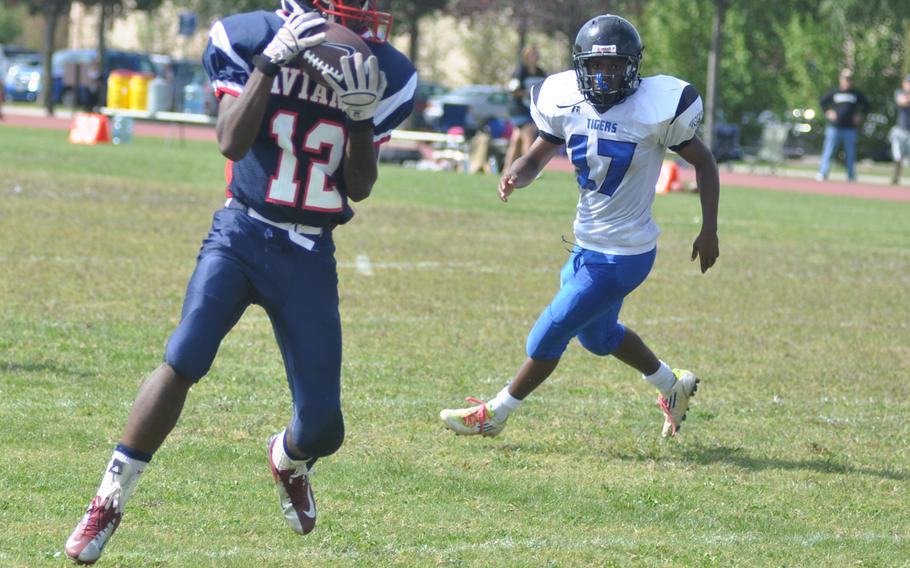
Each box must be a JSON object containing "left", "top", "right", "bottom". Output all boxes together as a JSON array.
[
  {"left": 252, "top": 54, "right": 280, "bottom": 78},
  {"left": 345, "top": 118, "right": 374, "bottom": 133}
]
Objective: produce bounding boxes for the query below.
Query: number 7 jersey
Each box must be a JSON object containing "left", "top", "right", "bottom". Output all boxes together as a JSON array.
[
  {"left": 203, "top": 9, "right": 417, "bottom": 227},
  {"left": 531, "top": 70, "right": 704, "bottom": 255}
]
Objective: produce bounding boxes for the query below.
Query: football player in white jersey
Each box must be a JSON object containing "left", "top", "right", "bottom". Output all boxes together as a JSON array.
[{"left": 441, "top": 14, "right": 719, "bottom": 440}]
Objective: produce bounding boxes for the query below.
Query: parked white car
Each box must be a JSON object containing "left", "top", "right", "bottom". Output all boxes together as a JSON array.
[{"left": 422, "top": 85, "right": 512, "bottom": 135}]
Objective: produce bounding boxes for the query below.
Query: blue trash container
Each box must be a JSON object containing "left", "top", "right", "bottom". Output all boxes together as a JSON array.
[
  {"left": 111, "top": 115, "right": 134, "bottom": 145},
  {"left": 182, "top": 83, "right": 205, "bottom": 114}
]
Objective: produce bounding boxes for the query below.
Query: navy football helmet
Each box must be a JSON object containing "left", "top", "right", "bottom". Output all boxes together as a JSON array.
[{"left": 573, "top": 15, "right": 644, "bottom": 108}]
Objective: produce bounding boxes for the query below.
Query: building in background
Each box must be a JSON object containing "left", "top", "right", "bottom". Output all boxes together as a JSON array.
[
  {"left": 61, "top": 7, "right": 566, "bottom": 90},
  {"left": 67, "top": 3, "right": 208, "bottom": 61},
  {"left": 8, "top": 5, "right": 568, "bottom": 104}
]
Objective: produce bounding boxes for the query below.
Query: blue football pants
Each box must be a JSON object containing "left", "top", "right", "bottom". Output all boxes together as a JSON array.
[
  {"left": 526, "top": 246, "right": 656, "bottom": 360},
  {"left": 164, "top": 207, "right": 344, "bottom": 458}
]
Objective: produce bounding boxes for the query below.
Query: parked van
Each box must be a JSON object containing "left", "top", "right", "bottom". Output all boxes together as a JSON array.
[
  {"left": 0, "top": 44, "right": 39, "bottom": 78},
  {"left": 52, "top": 48, "right": 157, "bottom": 107}
]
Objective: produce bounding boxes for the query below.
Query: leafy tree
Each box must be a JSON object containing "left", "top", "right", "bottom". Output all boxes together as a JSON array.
[
  {"left": 432, "top": 1, "right": 642, "bottom": 90},
  {"left": 0, "top": 3, "right": 28, "bottom": 44},
  {"left": 450, "top": 0, "right": 909, "bottom": 156},
  {"left": 388, "top": 0, "right": 448, "bottom": 65},
  {"left": 170, "top": 0, "right": 262, "bottom": 23},
  {"left": 812, "top": 1, "right": 910, "bottom": 110},
  {"left": 7, "top": 0, "right": 166, "bottom": 113},
  {"left": 458, "top": 14, "right": 522, "bottom": 85},
  {"left": 80, "top": 0, "right": 164, "bottom": 105},
  {"left": 641, "top": 0, "right": 909, "bottom": 153},
  {"left": 6, "top": 0, "right": 72, "bottom": 114},
  {"left": 170, "top": 0, "right": 449, "bottom": 66},
  {"left": 451, "top": 0, "right": 646, "bottom": 62}
]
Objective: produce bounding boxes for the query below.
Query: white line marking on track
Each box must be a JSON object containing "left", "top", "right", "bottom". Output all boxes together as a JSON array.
[{"left": 355, "top": 254, "right": 374, "bottom": 276}]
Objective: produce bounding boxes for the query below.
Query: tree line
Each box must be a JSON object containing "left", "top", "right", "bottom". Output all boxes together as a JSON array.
[{"left": 4, "top": 0, "right": 909, "bottom": 143}]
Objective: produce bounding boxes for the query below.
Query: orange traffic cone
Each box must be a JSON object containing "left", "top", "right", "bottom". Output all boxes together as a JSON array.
[
  {"left": 655, "top": 161, "right": 681, "bottom": 194},
  {"left": 68, "top": 113, "right": 111, "bottom": 145}
]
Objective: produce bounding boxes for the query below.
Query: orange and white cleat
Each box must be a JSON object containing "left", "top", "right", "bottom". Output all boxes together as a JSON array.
[
  {"left": 657, "top": 369, "right": 700, "bottom": 437},
  {"left": 439, "top": 397, "right": 508, "bottom": 437}
]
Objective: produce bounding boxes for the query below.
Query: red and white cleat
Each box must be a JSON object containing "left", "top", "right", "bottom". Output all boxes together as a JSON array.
[
  {"left": 64, "top": 495, "right": 122, "bottom": 565},
  {"left": 268, "top": 434, "right": 317, "bottom": 535}
]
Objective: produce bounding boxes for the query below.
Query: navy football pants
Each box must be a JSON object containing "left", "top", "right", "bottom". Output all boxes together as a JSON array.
[{"left": 165, "top": 208, "right": 344, "bottom": 458}]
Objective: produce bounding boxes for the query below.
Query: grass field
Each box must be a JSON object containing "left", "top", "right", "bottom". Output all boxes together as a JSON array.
[{"left": 1, "top": 126, "right": 908, "bottom": 567}]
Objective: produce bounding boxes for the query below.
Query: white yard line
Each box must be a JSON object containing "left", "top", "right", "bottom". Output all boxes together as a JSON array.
[{"left": 355, "top": 254, "right": 375, "bottom": 276}]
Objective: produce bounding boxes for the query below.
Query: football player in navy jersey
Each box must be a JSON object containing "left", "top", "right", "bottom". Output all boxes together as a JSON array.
[
  {"left": 65, "top": 1, "right": 417, "bottom": 563},
  {"left": 441, "top": 15, "right": 719, "bottom": 441}
]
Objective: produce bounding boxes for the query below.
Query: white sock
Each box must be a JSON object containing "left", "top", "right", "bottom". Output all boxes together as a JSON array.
[
  {"left": 272, "top": 429, "right": 310, "bottom": 470},
  {"left": 488, "top": 386, "right": 523, "bottom": 420},
  {"left": 643, "top": 361, "right": 677, "bottom": 395},
  {"left": 95, "top": 449, "right": 148, "bottom": 512}
]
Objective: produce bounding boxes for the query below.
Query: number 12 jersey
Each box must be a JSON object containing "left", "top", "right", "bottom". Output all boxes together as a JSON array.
[{"left": 203, "top": 9, "right": 417, "bottom": 227}]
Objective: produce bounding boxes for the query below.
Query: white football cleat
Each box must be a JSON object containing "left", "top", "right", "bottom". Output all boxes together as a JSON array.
[
  {"left": 268, "top": 434, "right": 317, "bottom": 535},
  {"left": 64, "top": 495, "right": 122, "bottom": 565},
  {"left": 440, "top": 397, "right": 507, "bottom": 437},
  {"left": 657, "top": 369, "right": 700, "bottom": 437}
]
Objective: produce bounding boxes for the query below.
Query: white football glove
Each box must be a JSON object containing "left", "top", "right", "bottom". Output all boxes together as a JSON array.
[
  {"left": 263, "top": 10, "right": 326, "bottom": 66},
  {"left": 322, "top": 52, "right": 387, "bottom": 122}
]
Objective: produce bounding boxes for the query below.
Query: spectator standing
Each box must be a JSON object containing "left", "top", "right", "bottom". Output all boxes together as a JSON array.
[
  {"left": 816, "top": 68, "right": 869, "bottom": 182},
  {"left": 889, "top": 74, "right": 910, "bottom": 185},
  {"left": 503, "top": 45, "right": 547, "bottom": 171}
]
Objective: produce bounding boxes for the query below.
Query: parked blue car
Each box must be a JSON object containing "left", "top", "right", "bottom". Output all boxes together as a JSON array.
[
  {"left": 421, "top": 85, "right": 512, "bottom": 136},
  {"left": 5, "top": 48, "right": 157, "bottom": 106},
  {"left": 4, "top": 53, "right": 43, "bottom": 102}
]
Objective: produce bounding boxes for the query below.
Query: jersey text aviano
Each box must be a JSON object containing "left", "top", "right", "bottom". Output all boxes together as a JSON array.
[{"left": 203, "top": 10, "right": 417, "bottom": 227}]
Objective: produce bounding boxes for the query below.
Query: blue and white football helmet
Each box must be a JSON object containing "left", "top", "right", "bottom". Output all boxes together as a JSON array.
[{"left": 572, "top": 15, "right": 644, "bottom": 108}]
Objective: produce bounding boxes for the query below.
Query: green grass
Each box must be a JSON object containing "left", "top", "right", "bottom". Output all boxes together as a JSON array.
[{"left": 1, "top": 126, "right": 908, "bottom": 567}]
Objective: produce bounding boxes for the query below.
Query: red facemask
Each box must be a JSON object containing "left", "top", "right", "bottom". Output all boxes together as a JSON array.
[{"left": 311, "top": 0, "right": 393, "bottom": 41}]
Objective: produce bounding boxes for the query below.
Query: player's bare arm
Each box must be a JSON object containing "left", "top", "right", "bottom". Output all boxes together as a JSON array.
[
  {"left": 498, "top": 136, "right": 561, "bottom": 202},
  {"left": 215, "top": 73, "right": 274, "bottom": 161},
  {"left": 216, "top": 8, "right": 326, "bottom": 161},
  {"left": 341, "top": 126, "right": 378, "bottom": 202},
  {"left": 677, "top": 136, "right": 720, "bottom": 273}
]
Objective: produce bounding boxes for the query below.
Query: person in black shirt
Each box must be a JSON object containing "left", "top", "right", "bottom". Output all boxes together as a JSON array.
[
  {"left": 816, "top": 68, "right": 869, "bottom": 182},
  {"left": 889, "top": 74, "right": 910, "bottom": 185},
  {"left": 503, "top": 45, "right": 547, "bottom": 171}
]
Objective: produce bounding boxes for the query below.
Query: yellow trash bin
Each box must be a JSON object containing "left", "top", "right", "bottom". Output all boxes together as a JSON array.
[
  {"left": 128, "top": 72, "right": 154, "bottom": 111},
  {"left": 106, "top": 70, "right": 131, "bottom": 109}
]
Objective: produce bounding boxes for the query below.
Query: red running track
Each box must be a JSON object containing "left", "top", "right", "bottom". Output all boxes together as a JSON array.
[
  {"left": 3, "top": 111, "right": 909, "bottom": 202},
  {"left": 545, "top": 156, "right": 910, "bottom": 202},
  {"left": 0, "top": 111, "right": 217, "bottom": 142}
]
